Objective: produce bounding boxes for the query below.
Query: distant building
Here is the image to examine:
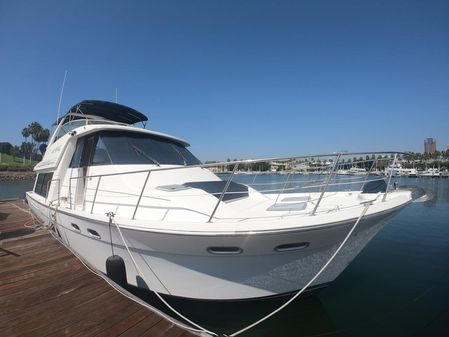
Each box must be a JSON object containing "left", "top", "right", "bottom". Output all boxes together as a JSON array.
[{"left": 424, "top": 138, "right": 436, "bottom": 154}]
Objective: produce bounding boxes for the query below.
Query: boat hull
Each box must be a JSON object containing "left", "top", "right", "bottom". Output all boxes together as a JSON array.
[{"left": 26, "top": 192, "right": 402, "bottom": 301}]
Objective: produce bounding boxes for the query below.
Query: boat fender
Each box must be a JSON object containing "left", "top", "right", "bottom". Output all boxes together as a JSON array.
[{"left": 106, "top": 255, "right": 127, "bottom": 288}]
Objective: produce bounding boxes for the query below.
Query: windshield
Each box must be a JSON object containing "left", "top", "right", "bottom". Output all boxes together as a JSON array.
[{"left": 70, "top": 130, "right": 201, "bottom": 167}]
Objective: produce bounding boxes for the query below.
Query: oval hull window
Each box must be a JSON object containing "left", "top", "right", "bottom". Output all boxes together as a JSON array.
[
  {"left": 274, "top": 242, "right": 310, "bottom": 252},
  {"left": 207, "top": 246, "right": 243, "bottom": 255}
]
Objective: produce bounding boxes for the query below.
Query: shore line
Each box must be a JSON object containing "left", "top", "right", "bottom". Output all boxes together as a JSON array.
[{"left": 0, "top": 172, "right": 36, "bottom": 182}]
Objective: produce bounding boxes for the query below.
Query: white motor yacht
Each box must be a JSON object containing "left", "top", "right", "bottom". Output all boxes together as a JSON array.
[
  {"left": 385, "top": 164, "right": 418, "bottom": 177},
  {"left": 27, "top": 100, "right": 413, "bottom": 301},
  {"left": 421, "top": 168, "right": 441, "bottom": 177}
]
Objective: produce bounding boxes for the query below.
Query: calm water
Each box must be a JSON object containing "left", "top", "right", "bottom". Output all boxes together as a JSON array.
[
  {"left": 0, "top": 180, "right": 34, "bottom": 199},
  {"left": 2, "top": 176, "right": 448, "bottom": 336}
]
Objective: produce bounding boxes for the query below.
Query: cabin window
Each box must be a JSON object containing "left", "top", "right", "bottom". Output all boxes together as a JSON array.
[
  {"left": 69, "top": 131, "right": 201, "bottom": 167},
  {"left": 34, "top": 173, "right": 54, "bottom": 198},
  {"left": 69, "top": 135, "right": 97, "bottom": 168},
  {"left": 69, "top": 138, "right": 85, "bottom": 168},
  {"left": 91, "top": 137, "right": 112, "bottom": 165},
  {"left": 54, "top": 120, "right": 86, "bottom": 142}
]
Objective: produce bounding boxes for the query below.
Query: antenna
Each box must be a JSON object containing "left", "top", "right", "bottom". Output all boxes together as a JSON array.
[
  {"left": 115, "top": 88, "right": 118, "bottom": 103},
  {"left": 57, "top": 70, "right": 68, "bottom": 124}
]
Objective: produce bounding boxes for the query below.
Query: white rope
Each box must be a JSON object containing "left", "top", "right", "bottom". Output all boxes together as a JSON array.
[
  {"left": 47, "top": 229, "right": 209, "bottom": 337},
  {"left": 6, "top": 201, "right": 41, "bottom": 229},
  {"left": 228, "top": 201, "right": 372, "bottom": 337},
  {"left": 111, "top": 215, "right": 218, "bottom": 337}
]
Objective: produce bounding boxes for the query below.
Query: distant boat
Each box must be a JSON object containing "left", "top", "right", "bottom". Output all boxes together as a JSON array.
[
  {"left": 421, "top": 168, "right": 441, "bottom": 177},
  {"left": 385, "top": 164, "right": 418, "bottom": 177},
  {"left": 337, "top": 167, "right": 366, "bottom": 175}
]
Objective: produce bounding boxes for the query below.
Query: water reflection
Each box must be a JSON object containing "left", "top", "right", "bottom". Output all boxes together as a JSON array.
[
  {"left": 129, "top": 286, "right": 337, "bottom": 337},
  {"left": 394, "top": 177, "right": 449, "bottom": 207}
]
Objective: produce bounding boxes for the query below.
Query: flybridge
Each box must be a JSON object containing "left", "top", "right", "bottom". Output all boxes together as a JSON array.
[{"left": 54, "top": 100, "right": 148, "bottom": 126}]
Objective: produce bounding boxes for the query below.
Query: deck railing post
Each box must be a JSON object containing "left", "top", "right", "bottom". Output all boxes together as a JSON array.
[
  {"left": 69, "top": 177, "right": 72, "bottom": 209},
  {"left": 311, "top": 153, "right": 342, "bottom": 216},
  {"left": 208, "top": 163, "right": 239, "bottom": 223},
  {"left": 383, "top": 153, "right": 398, "bottom": 202},
  {"left": 274, "top": 171, "right": 292, "bottom": 205},
  {"left": 360, "top": 157, "right": 378, "bottom": 192},
  {"left": 90, "top": 176, "right": 102, "bottom": 214},
  {"left": 132, "top": 171, "right": 151, "bottom": 220}
]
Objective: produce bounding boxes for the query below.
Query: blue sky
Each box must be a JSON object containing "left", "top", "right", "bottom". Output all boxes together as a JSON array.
[{"left": 1, "top": 0, "right": 448, "bottom": 161}]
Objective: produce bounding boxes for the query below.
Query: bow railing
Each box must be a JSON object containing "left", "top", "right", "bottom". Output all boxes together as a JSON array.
[{"left": 65, "top": 151, "right": 403, "bottom": 222}]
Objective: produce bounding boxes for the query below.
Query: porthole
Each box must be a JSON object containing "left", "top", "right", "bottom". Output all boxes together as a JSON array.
[
  {"left": 207, "top": 246, "right": 243, "bottom": 255},
  {"left": 274, "top": 242, "right": 309, "bottom": 252},
  {"left": 87, "top": 228, "right": 101, "bottom": 239},
  {"left": 71, "top": 223, "right": 81, "bottom": 232}
]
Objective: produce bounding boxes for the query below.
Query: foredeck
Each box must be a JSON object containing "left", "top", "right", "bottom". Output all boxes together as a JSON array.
[{"left": 0, "top": 199, "right": 200, "bottom": 337}]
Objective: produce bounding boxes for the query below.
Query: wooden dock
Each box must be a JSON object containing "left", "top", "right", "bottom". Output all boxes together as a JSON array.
[{"left": 0, "top": 199, "right": 200, "bottom": 337}]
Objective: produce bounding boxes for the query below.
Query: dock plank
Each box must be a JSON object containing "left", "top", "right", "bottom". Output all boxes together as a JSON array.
[{"left": 0, "top": 200, "right": 200, "bottom": 337}]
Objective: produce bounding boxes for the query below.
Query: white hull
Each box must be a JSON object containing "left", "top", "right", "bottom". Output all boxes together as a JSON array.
[
  {"left": 27, "top": 102, "right": 414, "bottom": 302},
  {"left": 27, "top": 192, "right": 404, "bottom": 300}
]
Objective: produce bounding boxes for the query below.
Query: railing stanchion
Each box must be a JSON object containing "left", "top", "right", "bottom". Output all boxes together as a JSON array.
[
  {"left": 69, "top": 177, "right": 72, "bottom": 209},
  {"left": 311, "top": 153, "right": 342, "bottom": 216},
  {"left": 208, "top": 163, "right": 239, "bottom": 223},
  {"left": 274, "top": 171, "right": 292, "bottom": 205},
  {"left": 132, "top": 171, "right": 151, "bottom": 220},
  {"left": 383, "top": 153, "right": 397, "bottom": 202},
  {"left": 360, "top": 157, "right": 378, "bottom": 192},
  {"left": 90, "top": 176, "right": 102, "bottom": 214}
]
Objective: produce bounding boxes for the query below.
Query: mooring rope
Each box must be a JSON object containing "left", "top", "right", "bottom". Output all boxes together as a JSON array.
[
  {"left": 110, "top": 214, "right": 218, "bottom": 337},
  {"left": 47, "top": 229, "right": 211, "bottom": 337},
  {"left": 5, "top": 201, "right": 41, "bottom": 229},
  {"left": 227, "top": 201, "right": 372, "bottom": 337},
  {"left": 109, "top": 199, "right": 372, "bottom": 337}
]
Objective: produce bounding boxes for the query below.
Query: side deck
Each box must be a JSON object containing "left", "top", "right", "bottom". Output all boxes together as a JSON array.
[{"left": 0, "top": 199, "right": 200, "bottom": 337}]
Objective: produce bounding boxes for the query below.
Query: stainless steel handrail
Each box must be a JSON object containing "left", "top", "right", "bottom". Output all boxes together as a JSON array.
[
  {"left": 65, "top": 151, "right": 400, "bottom": 221},
  {"left": 383, "top": 153, "right": 398, "bottom": 202},
  {"left": 132, "top": 171, "right": 151, "bottom": 220},
  {"left": 311, "top": 153, "right": 341, "bottom": 215},
  {"left": 90, "top": 176, "right": 102, "bottom": 214},
  {"left": 208, "top": 163, "right": 239, "bottom": 223},
  {"left": 65, "top": 151, "right": 402, "bottom": 180}
]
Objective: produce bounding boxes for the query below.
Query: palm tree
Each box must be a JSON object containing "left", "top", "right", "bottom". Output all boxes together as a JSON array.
[{"left": 21, "top": 127, "right": 31, "bottom": 163}]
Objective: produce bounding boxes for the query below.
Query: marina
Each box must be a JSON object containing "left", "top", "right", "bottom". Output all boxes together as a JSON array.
[{"left": 1, "top": 2, "right": 448, "bottom": 336}]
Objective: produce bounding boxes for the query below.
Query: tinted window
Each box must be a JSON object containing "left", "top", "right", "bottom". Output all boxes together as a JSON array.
[
  {"left": 91, "top": 137, "right": 112, "bottom": 165},
  {"left": 34, "top": 174, "right": 45, "bottom": 195},
  {"left": 69, "top": 131, "right": 201, "bottom": 167},
  {"left": 81, "top": 135, "right": 97, "bottom": 167},
  {"left": 34, "top": 173, "right": 54, "bottom": 198},
  {"left": 70, "top": 138, "right": 85, "bottom": 168},
  {"left": 54, "top": 120, "right": 85, "bottom": 142},
  {"left": 95, "top": 131, "right": 201, "bottom": 166}
]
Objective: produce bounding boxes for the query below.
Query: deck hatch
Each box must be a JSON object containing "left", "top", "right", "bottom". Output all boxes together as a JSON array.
[{"left": 184, "top": 181, "right": 249, "bottom": 202}]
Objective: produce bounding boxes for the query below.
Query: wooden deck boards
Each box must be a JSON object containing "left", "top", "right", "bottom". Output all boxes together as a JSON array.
[{"left": 0, "top": 199, "right": 199, "bottom": 337}]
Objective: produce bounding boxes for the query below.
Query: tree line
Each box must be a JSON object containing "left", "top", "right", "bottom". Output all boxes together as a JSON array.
[{"left": 0, "top": 122, "right": 50, "bottom": 163}]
